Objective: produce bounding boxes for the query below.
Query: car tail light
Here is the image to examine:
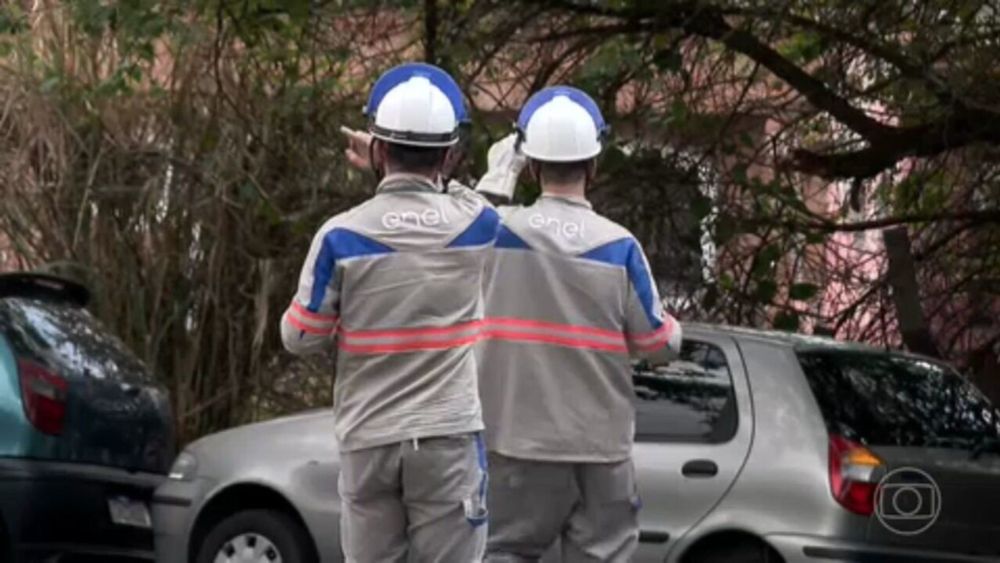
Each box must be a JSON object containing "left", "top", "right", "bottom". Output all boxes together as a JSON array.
[
  {"left": 829, "top": 434, "right": 883, "bottom": 515},
  {"left": 17, "top": 358, "right": 68, "bottom": 435}
]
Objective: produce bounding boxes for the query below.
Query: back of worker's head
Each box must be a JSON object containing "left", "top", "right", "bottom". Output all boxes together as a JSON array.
[
  {"left": 516, "top": 86, "right": 608, "bottom": 192},
  {"left": 364, "top": 63, "right": 469, "bottom": 180}
]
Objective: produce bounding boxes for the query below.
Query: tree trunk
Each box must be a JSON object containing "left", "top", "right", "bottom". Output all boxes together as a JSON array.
[
  {"left": 882, "top": 227, "right": 941, "bottom": 357},
  {"left": 424, "top": 0, "right": 438, "bottom": 64}
]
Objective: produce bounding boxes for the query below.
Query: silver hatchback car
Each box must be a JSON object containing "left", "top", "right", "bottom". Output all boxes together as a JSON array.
[{"left": 153, "top": 324, "right": 1000, "bottom": 562}]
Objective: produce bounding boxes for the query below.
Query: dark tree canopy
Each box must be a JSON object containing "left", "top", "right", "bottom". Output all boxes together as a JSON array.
[{"left": 1, "top": 0, "right": 997, "bottom": 439}]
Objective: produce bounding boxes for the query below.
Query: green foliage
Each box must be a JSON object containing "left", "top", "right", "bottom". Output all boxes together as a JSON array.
[
  {"left": 754, "top": 279, "right": 778, "bottom": 303},
  {"left": 789, "top": 283, "right": 820, "bottom": 301},
  {"left": 0, "top": 4, "right": 28, "bottom": 35},
  {"left": 651, "top": 47, "right": 683, "bottom": 73},
  {"left": 778, "top": 31, "right": 828, "bottom": 64},
  {"left": 773, "top": 312, "right": 800, "bottom": 332},
  {"left": 4, "top": 0, "right": 999, "bottom": 437},
  {"left": 572, "top": 37, "right": 647, "bottom": 101}
]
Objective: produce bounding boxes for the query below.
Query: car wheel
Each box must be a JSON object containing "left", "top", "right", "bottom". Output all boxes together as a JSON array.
[{"left": 195, "top": 509, "right": 316, "bottom": 563}]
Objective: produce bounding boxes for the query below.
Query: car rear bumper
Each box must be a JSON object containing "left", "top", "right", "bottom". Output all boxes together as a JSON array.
[
  {"left": 766, "top": 533, "right": 1000, "bottom": 563},
  {"left": 0, "top": 457, "right": 164, "bottom": 562}
]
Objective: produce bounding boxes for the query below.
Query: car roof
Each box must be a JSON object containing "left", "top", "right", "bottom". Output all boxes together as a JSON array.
[
  {"left": 0, "top": 272, "right": 90, "bottom": 307},
  {"left": 682, "top": 321, "right": 937, "bottom": 362}
]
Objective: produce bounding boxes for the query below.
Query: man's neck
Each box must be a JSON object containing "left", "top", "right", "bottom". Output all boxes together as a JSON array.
[
  {"left": 378, "top": 170, "right": 444, "bottom": 193},
  {"left": 384, "top": 167, "right": 439, "bottom": 183},
  {"left": 541, "top": 182, "right": 586, "bottom": 200}
]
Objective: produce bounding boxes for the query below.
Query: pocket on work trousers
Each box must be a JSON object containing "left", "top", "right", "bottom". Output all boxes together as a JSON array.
[
  {"left": 463, "top": 433, "right": 488, "bottom": 528},
  {"left": 403, "top": 433, "right": 486, "bottom": 512}
]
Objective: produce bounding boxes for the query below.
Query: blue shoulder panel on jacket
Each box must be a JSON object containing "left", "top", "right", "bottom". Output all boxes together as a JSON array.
[
  {"left": 579, "top": 238, "right": 662, "bottom": 329},
  {"left": 448, "top": 207, "right": 500, "bottom": 248},
  {"left": 309, "top": 228, "right": 395, "bottom": 312},
  {"left": 495, "top": 225, "right": 532, "bottom": 250}
]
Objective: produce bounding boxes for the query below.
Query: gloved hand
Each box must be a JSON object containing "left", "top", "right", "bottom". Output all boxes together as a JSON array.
[{"left": 474, "top": 133, "right": 526, "bottom": 201}]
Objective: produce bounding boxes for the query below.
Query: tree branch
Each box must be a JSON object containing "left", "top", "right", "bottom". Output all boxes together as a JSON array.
[
  {"left": 791, "top": 108, "right": 1000, "bottom": 179},
  {"left": 684, "top": 11, "right": 894, "bottom": 142},
  {"left": 729, "top": 8, "right": 956, "bottom": 104},
  {"left": 743, "top": 208, "right": 1000, "bottom": 233},
  {"left": 546, "top": 0, "right": 893, "bottom": 141},
  {"left": 538, "top": 0, "right": 1000, "bottom": 179}
]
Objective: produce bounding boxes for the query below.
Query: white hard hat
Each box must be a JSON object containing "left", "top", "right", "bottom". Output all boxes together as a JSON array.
[
  {"left": 517, "top": 86, "right": 609, "bottom": 162},
  {"left": 365, "top": 64, "right": 465, "bottom": 148}
]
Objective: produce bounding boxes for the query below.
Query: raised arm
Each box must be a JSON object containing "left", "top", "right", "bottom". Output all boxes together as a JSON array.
[
  {"left": 623, "top": 238, "right": 682, "bottom": 364},
  {"left": 473, "top": 133, "right": 525, "bottom": 206},
  {"left": 280, "top": 221, "right": 341, "bottom": 356}
]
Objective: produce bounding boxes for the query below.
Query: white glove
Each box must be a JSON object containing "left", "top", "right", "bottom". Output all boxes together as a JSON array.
[{"left": 475, "top": 133, "right": 526, "bottom": 200}]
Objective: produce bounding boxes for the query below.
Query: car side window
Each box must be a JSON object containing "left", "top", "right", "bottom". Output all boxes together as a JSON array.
[{"left": 633, "top": 339, "right": 738, "bottom": 443}]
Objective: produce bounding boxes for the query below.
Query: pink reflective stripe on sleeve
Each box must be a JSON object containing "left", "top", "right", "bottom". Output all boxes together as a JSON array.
[
  {"left": 292, "top": 302, "right": 338, "bottom": 324},
  {"left": 286, "top": 312, "right": 335, "bottom": 335},
  {"left": 628, "top": 317, "right": 675, "bottom": 350}
]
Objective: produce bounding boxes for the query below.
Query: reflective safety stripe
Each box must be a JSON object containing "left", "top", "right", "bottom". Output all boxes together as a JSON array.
[
  {"left": 340, "top": 319, "right": 485, "bottom": 340},
  {"left": 336, "top": 317, "right": 634, "bottom": 355},
  {"left": 487, "top": 317, "right": 621, "bottom": 340},
  {"left": 483, "top": 329, "right": 627, "bottom": 353},
  {"left": 292, "top": 302, "right": 337, "bottom": 324},
  {"left": 286, "top": 314, "right": 334, "bottom": 335},
  {"left": 628, "top": 317, "right": 676, "bottom": 351},
  {"left": 338, "top": 333, "right": 482, "bottom": 354},
  {"left": 337, "top": 319, "right": 484, "bottom": 354},
  {"left": 286, "top": 302, "right": 338, "bottom": 336}
]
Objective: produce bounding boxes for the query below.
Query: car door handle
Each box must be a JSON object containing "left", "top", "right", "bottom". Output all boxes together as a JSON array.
[
  {"left": 682, "top": 459, "right": 718, "bottom": 478},
  {"left": 639, "top": 530, "right": 670, "bottom": 544}
]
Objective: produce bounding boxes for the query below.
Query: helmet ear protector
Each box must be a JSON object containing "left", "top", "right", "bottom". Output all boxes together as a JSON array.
[{"left": 513, "top": 85, "right": 610, "bottom": 156}]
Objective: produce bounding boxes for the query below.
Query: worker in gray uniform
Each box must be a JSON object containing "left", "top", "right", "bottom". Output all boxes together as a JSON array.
[
  {"left": 281, "top": 62, "right": 497, "bottom": 563},
  {"left": 475, "top": 86, "right": 683, "bottom": 562}
]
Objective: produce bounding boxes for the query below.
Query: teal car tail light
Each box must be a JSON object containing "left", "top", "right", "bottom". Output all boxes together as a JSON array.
[{"left": 17, "top": 358, "right": 68, "bottom": 436}]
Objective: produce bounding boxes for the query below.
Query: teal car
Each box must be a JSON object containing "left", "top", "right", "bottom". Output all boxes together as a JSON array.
[{"left": 0, "top": 273, "right": 175, "bottom": 562}]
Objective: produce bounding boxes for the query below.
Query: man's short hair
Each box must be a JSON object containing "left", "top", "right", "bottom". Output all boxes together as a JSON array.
[
  {"left": 535, "top": 159, "right": 591, "bottom": 185},
  {"left": 384, "top": 142, "right": 449, "bottom": 174}
]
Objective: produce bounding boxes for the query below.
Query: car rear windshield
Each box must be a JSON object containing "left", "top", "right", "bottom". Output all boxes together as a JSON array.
[
  {"left": 0, "top": 297, "right": 152, "bottom": 383},
  {"left": 797, "top": 350, "right": 999, "bottom": 448}
]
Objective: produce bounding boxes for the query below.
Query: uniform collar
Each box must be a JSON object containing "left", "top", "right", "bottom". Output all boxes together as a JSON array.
[
  {"left": 376, "top": 173, "right": 444, "bottom": 194},
  {"left": 540, "top": 193, "right": 592, "bottom": 209}
]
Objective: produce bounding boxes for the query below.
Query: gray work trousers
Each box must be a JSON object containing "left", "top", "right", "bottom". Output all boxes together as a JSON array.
[
  {"left": 338, "top": 432, "right": 488, "bottom": 563},
  {"left": 484, "top": 454, "right": 639, "bottom": 563}
]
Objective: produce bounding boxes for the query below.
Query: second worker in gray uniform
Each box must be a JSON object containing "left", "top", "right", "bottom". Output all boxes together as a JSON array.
[{"left": 475, "top": 86, "right": 683, "bottom": 562}]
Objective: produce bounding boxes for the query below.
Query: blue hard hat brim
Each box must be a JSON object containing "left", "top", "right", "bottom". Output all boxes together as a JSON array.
[{"left": 365, "top": 62, "right": 469, "bottom": 123}]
